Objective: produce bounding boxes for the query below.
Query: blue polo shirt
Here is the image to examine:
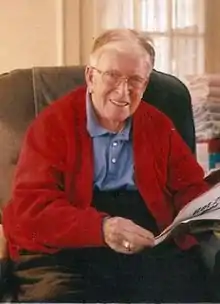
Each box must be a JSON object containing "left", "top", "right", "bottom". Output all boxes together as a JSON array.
[{"left": 86, "top": 92, "right": 136, "bottom": 191}]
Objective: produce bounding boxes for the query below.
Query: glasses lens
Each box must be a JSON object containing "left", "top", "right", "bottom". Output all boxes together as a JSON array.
[
  {"left": 100, "top": 69, "right": 146, "bottom": 89},
  {"left": 103, "top": 71, "right": 121, "bottom": 86},
  {"left": 129, "top": 78, "right": 146, "bottom": 88}
]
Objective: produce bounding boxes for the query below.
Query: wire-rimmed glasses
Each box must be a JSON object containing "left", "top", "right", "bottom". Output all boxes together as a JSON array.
[{"left": 91, "top": 67, "right": 148, "bottom": 90}]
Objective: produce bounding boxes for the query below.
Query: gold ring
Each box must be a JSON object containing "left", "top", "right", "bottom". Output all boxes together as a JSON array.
[{"left": 123, "top": 240, "right": 132, "bottom": 251}]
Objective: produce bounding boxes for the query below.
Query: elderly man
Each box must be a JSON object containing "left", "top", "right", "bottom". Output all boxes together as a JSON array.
[{"left": 2, "top": 29, "right": 212, "bottom": 302}]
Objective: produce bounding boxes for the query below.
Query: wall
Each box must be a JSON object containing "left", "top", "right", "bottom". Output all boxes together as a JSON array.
[
  {"left": 0, "top": 0, "right": 107, "bottom": 74},
  {"left": 0, "top": 0, "right": 60, "bottom": 73},
  {"left": 204, "top": 0, "right": 220, "bottom": 73},
  {"left": 79, "top": 0, "right": 101, "bottom": 64},
  {"left": 0, "top": 0, "right": 87, "bottom": 74},
  {"left": 62, "top": 0, "right": 81, "bottom": 65}
]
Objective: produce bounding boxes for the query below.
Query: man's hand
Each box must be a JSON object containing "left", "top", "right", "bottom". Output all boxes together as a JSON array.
[
  {"left": 103, "top": 217, "right": 155, "bottom": 254},
  {"left": 0, "top": 224, "right": 8, "bottom": 259}
]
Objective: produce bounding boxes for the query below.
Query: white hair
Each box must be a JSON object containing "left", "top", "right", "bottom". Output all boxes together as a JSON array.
[{"left": 89, "top": 28, "right": 155, "bottom": 73}]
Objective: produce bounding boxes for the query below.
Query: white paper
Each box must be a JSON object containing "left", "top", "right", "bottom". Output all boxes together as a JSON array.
[{"left": 154, "top": 182, "right": 220, "bottom": 245}]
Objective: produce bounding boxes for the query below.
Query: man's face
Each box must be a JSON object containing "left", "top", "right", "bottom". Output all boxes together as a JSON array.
[{"left": 86, "top": 49, "right": 151, "bottom": 123}]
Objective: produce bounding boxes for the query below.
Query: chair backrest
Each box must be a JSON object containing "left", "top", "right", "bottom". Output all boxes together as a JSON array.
[
  {"left": 0, "top": 66, "right": 195, "bottom": 210},
  {"left": 145, "top": 70, "right": 195, "bottom": 154}
]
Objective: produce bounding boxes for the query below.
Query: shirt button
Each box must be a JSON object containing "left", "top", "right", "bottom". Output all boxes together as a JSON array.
[
  {"left": 113, "top": 142, "right": 118, "bottom": 147},
  {"left": 112, "top": 158, "right": 116, "bottom": 163}
]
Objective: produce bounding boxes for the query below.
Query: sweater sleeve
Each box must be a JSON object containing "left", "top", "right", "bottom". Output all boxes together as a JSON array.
[
  {"left": 166, "top": 122, "right": 210, "bottom": 212},
  {"left": 3, "top": 108, "right": 107, "bottom": 256}
]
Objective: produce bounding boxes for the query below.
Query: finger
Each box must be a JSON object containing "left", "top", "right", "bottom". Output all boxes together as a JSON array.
[
  {"left": 107, "top": 239, "right": 135, "bottom": 255},
  {"left": 103, "top": 217, "right": 154, "bottom": 253},
  {"left": 122, "top": 219, "right": 155, "bottom": 240},
  {"left": 121, "top": 239, "right": 145, "bottom": 254},
  {"left": 122, "top": 230, "right": 155, "bottom": 248},
  {"left": 116, "top": 243, "right": 135, "bottom": 255}
]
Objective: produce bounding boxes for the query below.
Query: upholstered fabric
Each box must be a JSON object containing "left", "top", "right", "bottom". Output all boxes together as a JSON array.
[
  {"left": 32, "top": 66, "right": 85, "bottom": 114},
  {"left": 0, "top": 69, "right": 35, "bottom": 211},
  {"left": 0, "top": 66, "right": 85, "bottom": 210},
  {"left": 145, "top": 71, "right": 195, "bottom": 153}
]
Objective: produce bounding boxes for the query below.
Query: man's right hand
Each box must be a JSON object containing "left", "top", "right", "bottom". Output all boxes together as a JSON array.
[{"left": 102, "top": 217, "right": 155, "bottom": 254}]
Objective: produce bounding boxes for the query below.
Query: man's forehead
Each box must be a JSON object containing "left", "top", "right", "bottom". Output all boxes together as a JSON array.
[{"left": 97, "top": 49, "right": 151, "bottom": 74}]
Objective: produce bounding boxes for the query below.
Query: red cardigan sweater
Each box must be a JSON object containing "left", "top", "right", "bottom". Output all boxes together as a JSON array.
[{"left": 3, "top": 86, "right": 209, "bottom": 258}]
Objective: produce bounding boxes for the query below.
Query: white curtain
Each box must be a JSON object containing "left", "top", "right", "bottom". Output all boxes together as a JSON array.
[
  {"left": 99, "top": 0, "right": 134, "bottom": 29},
  {"left": 97, "top": 0, "right": 205, "bottom": 77}
]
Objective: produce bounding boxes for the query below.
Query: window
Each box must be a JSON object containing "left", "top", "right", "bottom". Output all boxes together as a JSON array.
[
  {"left": 100, "top": 0, "right": 205, "bottom": 77},
  {"left": 137, "top": 0, "right": 205, "bottom": 77}
]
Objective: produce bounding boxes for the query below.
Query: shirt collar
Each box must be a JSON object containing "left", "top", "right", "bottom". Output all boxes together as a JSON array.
[{"left": 86, "top": 90, "right": 131, "bottom": 140}]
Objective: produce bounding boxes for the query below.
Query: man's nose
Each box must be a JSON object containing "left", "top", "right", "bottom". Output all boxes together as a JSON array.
[{"left": 116, "top": 78, "right": 130, "bottom": 96}]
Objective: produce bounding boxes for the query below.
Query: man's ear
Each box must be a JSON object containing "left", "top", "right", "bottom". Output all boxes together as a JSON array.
[{"left": 85, "top": 66, "right": 94, "bottom": 93}]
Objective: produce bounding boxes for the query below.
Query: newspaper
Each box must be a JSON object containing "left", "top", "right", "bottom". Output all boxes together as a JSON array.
[{"left": 154, "top": 182, "right": 220, "bottom": 245}]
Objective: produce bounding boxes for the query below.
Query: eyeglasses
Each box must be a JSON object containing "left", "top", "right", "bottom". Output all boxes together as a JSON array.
[{"left": 91, "top": 67, "right": 148, "bottom": 89}]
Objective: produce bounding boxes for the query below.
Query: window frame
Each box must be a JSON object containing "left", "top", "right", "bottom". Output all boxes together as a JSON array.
[{"left": 133, "top": 0, "right": 205, "bottom": 76}]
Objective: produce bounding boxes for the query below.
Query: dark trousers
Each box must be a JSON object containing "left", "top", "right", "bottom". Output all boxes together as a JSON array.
[{"left": 13, "top": 190, "right": 211, "bottom": 302}]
